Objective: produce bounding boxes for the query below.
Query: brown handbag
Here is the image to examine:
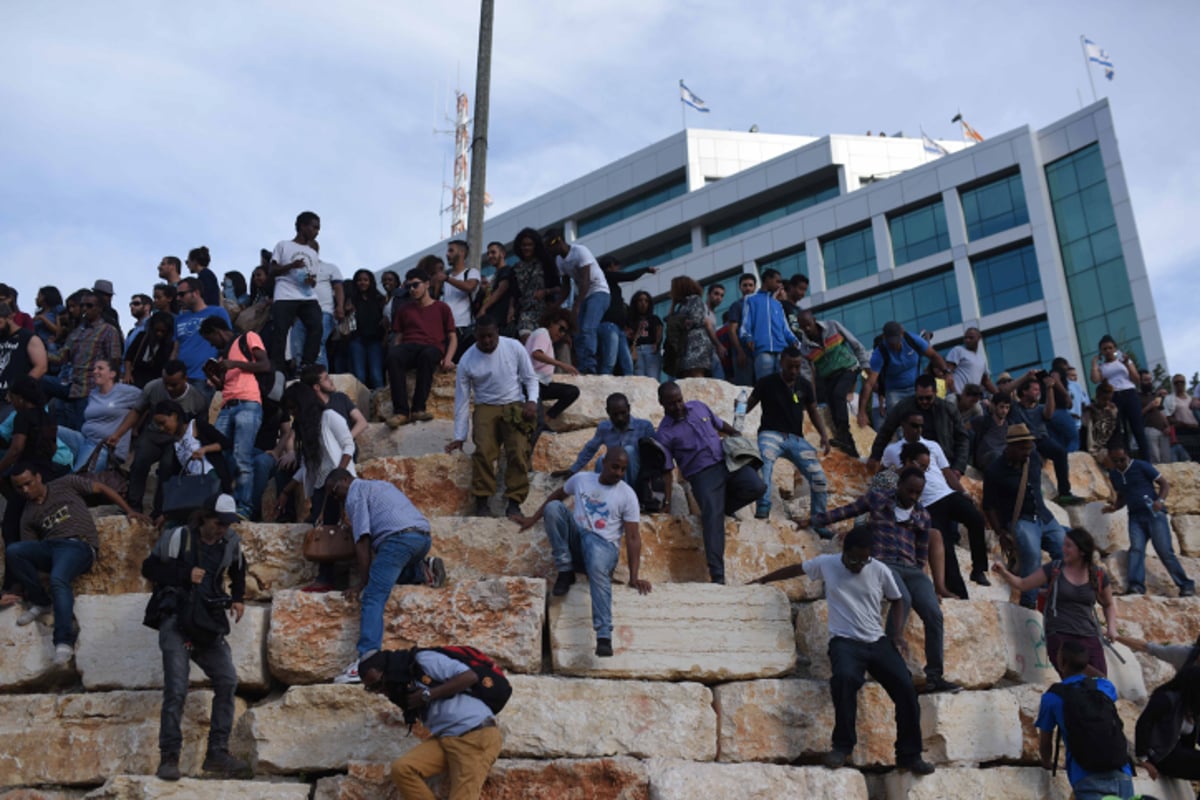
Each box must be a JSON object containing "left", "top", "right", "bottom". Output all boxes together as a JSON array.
[
  {"left": 302, "top": 524, "right": 357, "bottom": 563},
  {"left": 81, "top": 443, "right": 129, "bottom": 503}
]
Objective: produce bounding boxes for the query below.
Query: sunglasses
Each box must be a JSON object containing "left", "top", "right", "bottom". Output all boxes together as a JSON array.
[
  {"left": 177, "top": 289, "right": 194, "bottom": 297},
  {"left": 80, "top": 302, "right": 97, "bottom": 308},
  {"left": 844, "top": 555, "right": 872, "bottom": 568},
  {"left": 405, "top": 281, "right": 424, "bottom": 290}
]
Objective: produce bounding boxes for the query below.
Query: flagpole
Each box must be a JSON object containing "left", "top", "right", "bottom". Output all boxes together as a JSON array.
[
  {"left": 1080, "top": 35, "right": 1097, "bottom": 103},
  {"left": 680, "top": 79, "right": 686, "bottom": 131}
]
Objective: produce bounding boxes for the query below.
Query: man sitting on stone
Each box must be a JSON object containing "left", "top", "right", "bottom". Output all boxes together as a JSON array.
[
  {"left": 5, "top": 463, "right": 147, "bottom": 666},
  {"left": 751, "top": 527, "right": 935, "bottom": 775},
  {"left": 654, "top": 381, "right": 766, "bottom": 584},
  {"left": 551, "top": 392, "right": 655, "bottom": 488},
  {"left": 385, "top": 267, "right": 456, "bottom": 428},
  {"left": 141, "top": 493, "right": 250, "bottom": 781},
  {"left": 513, "top": 449, "right": 651, "bottom": 657},
  {"left": 324, "top": 468, "right": 445, "bottom": 685}
]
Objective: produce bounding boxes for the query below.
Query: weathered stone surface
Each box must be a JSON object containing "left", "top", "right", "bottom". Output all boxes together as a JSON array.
[
  {"left": 1065, "top": 501, "right": 1129, "bottom": 554},
  {"left": 74, "top": 515, "right": 157, "bottom": 596},
  {"left": 0, "top": 790, "right": 86, "bottom": 800},
  {"left": 881, "top": 766, "right": 1070, "bottom": 800},
  {"left": 0, "top": 606, "right": 75, "bottom": 692},
  {"left": 237, "top": 523, "right": 318, "bottom": 600},
  {"left": 713, "top": 679, "right": 895, "bottom": 766},
  {"left": 1159, "top": 462, "right": 1200, "bottom": 514},
  {"left": 812, "top": 405, "right": 877, "bottom": 460},
  {"left": 1173, "top": 513, "right": 1200, "bottom": 557},
  {"left": 429, "top": 517, "right": 554, "bottom": 583},
  {"left": 356, "top": 419, "right": 458, "bottom": 463},
  {"left": 816, "top": 450, "right": 875, "bottom": 510},
  {"left": 1114, "top": 595, "right": 1200, "bottom": 646},
  {"left": 1041, "top": 451, "right": 1112, "bottom": 503},
  {"left": 530, "top": 428, "right": 597, "bottom": 474},
  {"left": 919, "top": 689, "right": 1022, "bottom": 764},
  {"left": 503, "top": 676, "right": 717, "bottom": 761},
  {"left": 266, "top": 579, "right": 545, "bottom": 684},
  {"left": 328, "top": 373, "right": 371, "bottom": 421},
  {"left": 373, "top": 369, "right": 456, "bottom": 422},
  {"left": 548, "top": 583, "right": 795, "bottom": 680},
  {"left": 356, "top": 454, "right": 472, "bottom": 516},
  {"left": 721, "top": 518, "right": 829, "bottom": 600},
  {"left": 645, "top": 758, "right": 868, "bottom": 800},
  {"left": 542, "top": 375, "right": 672, "bottom": 433},
  {"left": 612, "top": 514, "right": 708, "bottom": 585},
  {"left": 313, "top": 758, "right": 650, "bottom": 800},
  {"left": 1104, "top": 549, "right": 1200, "bottom": 598},
  {"left": 0, "top": 690, "right": 246, "bottom": 787},
  {"left": 84, "top": 776, "right": 309, "bottom": 799},
  {"left": 74, "top": 595, "right": 270, "bottom": 692},
  {"left": 995, "top": 601, "right": 1057, "bottom": 685}
]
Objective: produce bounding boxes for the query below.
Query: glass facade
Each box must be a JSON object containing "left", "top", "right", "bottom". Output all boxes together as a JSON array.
[
  {"left": 971, "top": 243, "right": 1044, "bottom": 315},
  {"left": 621, "top": 235, "right": 692, "bottom": 272},
  {"left": 576, "top": 175, "right": 688, "bottom": 237},
  {"left": 758, "top": 246, "right": 807, "bottom": 278},
  {"left": 960, "top": 172, "right": 1030, "bottom": 241},
  {"left": 1045, "top": 143, "right": 1140, "bottom": 367},
  {"left": 821, "top": 226, "right": 877, "bottom": 289},
  {"left": 817, "top": 269, "right": 960, "bottom": 346},
  {"left": 706, "top": 179, "right": 839, "bottom": 245},
  {"left": 889, "top": 200, "right": 950, "bottom": 266},
  {"left": 984, "top": 318, "right": 1055, "bottom": 375}
]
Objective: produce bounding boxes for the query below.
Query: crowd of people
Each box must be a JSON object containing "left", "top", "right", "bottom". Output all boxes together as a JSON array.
[{"left": 2, "top": 211, "right": 1200, "bottom": 798}]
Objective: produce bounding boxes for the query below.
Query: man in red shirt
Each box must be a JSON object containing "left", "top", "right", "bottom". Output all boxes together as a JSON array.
[{"left": 386, "top": 268, "right": 456, "bottom": 428}]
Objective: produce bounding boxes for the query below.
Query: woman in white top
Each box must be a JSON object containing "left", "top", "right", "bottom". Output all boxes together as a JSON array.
[
  {"left": 149, "top": 399, "right": 233, "bottom": 521},
  {"left": 1089, "top": 334, "right": 1149, "bottom": 457},
  {"left": 524, "top": 308, "right": 581, "bottom": 435}
]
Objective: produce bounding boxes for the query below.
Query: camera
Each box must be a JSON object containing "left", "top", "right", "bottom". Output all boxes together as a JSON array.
[{"left": 204, "top": 594, "right": 233, "bottom": 611}]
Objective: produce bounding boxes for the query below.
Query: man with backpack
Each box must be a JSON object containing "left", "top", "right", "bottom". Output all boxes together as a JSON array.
[
  {"left": 1035, "top": 638, "right": 1134, "bottom": 799},
  {"left": 360, "top": 646, "right": 508, "bottom": 800},
  {"left": 141, "top": 493, "right": 251, "bottom": 781},
  {"left": 857, "top": 321, "right": 947, "bottom": 430},
  {"left": 199, "top": 315, "right": 272, "bottom": 520}
]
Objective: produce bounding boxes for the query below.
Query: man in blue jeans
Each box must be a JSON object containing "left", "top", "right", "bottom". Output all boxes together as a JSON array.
[
  {"left": 325, "top": 469, "right": 445, "bottom": 684},
  {"left": 1103, "top": 446, "right": 1195, "bottom": 597},
  {"left": 546, "top": 228, "right": 609, "bottom": 375},
  {"left": 746, "top": 347, "right": 831, "bottom": 532},
  {"left": 738, "top": 268, "right": 799, "bottom": 382},
  {"left": 513, "top": 449, "right": 651, "bottom": 657}
]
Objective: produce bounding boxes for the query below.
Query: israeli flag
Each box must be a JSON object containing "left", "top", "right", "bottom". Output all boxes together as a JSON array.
[
  {"left": 922, "top": 132, "right": 949, "bottom": 157},
  {"left": 1084, "top": 38, "right": 1115, "bottom": 81},
  {"left": 679, "top": 80, "right": 711, "bottom": 113}
]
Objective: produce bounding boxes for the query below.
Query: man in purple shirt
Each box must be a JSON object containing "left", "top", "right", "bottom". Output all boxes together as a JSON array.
[{"left": 654, "top": 381, "right": 766, "bottom": 583}]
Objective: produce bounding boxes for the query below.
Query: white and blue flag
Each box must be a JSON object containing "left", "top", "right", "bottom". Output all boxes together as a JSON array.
[
  {"left": 1084, "top": 38, "right": 1115, "bottom": 81},
  {"left": 922, "top": 131, "right": 949, "bottom": 157},
  {"left": 679, "top": 80, "right": 711, "bottom": 113}
]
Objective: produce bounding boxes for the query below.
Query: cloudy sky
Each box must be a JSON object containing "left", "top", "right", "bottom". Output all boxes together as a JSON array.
[{"left": 3, "top": 1, "right": 1198, "bottom": 377}]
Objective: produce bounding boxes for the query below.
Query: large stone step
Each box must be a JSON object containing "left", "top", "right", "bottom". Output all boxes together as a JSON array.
[
  {"left": 878, "top": 765, "right": 1194, "bottom": 800},
  {"left": 644, "top": 759, "right": 868, "bottom": 800},
  {"left": 84, "top": 776, "right": 309, "bottom": 799}
]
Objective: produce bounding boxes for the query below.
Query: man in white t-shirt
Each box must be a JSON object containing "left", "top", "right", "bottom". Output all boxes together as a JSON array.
[
  {"left": 943, "top": 327, "right": 998, "bottom": 396},
  {"left": 289, "top": 259, "right": 344, "bottom": 369},
  {"left": 513, "top": 449, "right": 651, "bottom": 658},
  {"left": 269, "top": 211, "right": 324, "bottom": 373},
  {"left": 443, "top": 239, "right": 481, "bottom": 362},
  {"left": 545, "top": 228, "right": 610, "bottom": 375},
  {"left": 752, "top": 527, "right": 934, "bottom": 775}
]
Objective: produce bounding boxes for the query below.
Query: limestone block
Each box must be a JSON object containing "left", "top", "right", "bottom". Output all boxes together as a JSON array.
[
  {"left": 1172, "top": 514, "right": 1200, "bottom": 556},
  {"left": 356, "top": 454, "right": 472, "bottom": 516},
  {"left": 428, "top": 516, "right": 554, "bottom": 583},
  {"left": 1046, "top": 500, "right": 1070, "bottom": 528},
  {"left": 530, "top": 428, "right": 597, "bottom": 473},
  {"left": 1114, "top": 595, "right": 1200, "bottom": 646},
  {"left": 548, "top": 582, "right": 795, "bottom": 680},
  {"left": 721, "top": 518, "right": 828, "bottom": 600},
  {"left": 1136, "top": 651, "right": 1179, "bottom": 694},
  {"left": 1104, "top": 640, "right": 1148, "bottom": 703},
  {"left": 1007, "top": 684, "right": 1049, "bottom": 763},
  {"left": 84, "top": 776, "right": 310, "bottom": 799},
  {"left": 356, "top": 419, "right": 458, "bottom": 463},
  {"left": 542, "top": 375, "right": 673, "bottom": 433},
  {"left": 0, "top": 690, "right": 246, "bottom": 787},
  {"left": 328, "top": 373, "right": 370, "bottom": 419},
  {"left": 994, "top": 601, "right": 1057, "bottom": 685},
  {"left": 74, "top": 515, "right": 157, "bottom": 596},
  {"left": 811, "top": 404, "right": 876, "bottom": 460},
  {"left": 236, "top": 522, "right": 317, "bottom": 600},
  {"left": 0, "top": 605, "right": 73, "bottom": 692},
  {"left": 817, "top": 450, "right": 875, "bottom": 510},
  {"left": 74, "top": 594, "right": 270, "bottom": 692},
  {"left": 1104, "top": 549, "right": 1200, "bottom": 598},
  {"left": 1065, "top": 501, "right": 1129, "bottom": 553},
  {"left": 645, "top": 758, "right": 868, "bottom": 800},
  {"left": 881, "top": 766, "right": 1071, "bottom": 800},
  {"left": 918, "top": 689, "right": 1022, "bottom": 764},
  {"left": 613, "top": 514, "right": 708, "bottom": 585},
  {"left": 502, "top": 675, "right": 717, "bottom": 760},
  {"left": 266, "top": 579, "right": 545, "bottom": 684},
  {"left": 1159, "top": 462, "right": 1200, "bottom": 514},
  {"left": 1042, "top": 451, "right": 1112, "bottom": 503},
  {"left": 374, "top": 369, "right": 456, "bottom": 422},
  {"left": 1, "top": 791, "right": 86, "bottom": 800},
  {"left": 314, "top": 758, "right": 650, "bottom": 800}
]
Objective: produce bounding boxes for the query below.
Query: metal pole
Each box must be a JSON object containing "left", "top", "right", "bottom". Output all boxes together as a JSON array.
[
  {"left": 1080, "top": 35, "right": 1097, "bottom": 103},
  {"left": 466, "top": 0, "right": 494, "bottom": 267}
]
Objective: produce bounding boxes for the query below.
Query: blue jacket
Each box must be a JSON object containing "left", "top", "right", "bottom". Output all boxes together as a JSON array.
[{"left": 738, "top": 291, "right": 798, "bottom": 354}]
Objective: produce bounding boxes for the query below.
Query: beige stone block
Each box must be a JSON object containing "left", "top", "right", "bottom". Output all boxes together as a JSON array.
[
  {"left": 373, "top": 369, "right": 456, "bottom": 422},
  {"left": 266, "top": 579, "right": 545, "bottom": 684},
  {"left": 644, "top": 758, "right": 869, "bottom": 800},
  {"left": 429, "top": 517, "right": 554, "bottom": 583},
  {"left": 1103, "top": 549, "right": 1200, "bottom": 598},
  {"left": 1007, "top": 683, "right": 1049, "bottom": 763},
  {"left": 1159, "top": 462, "right": 1200, "bottom": 514},
  {"left": 0, "top": 605, "right": 71, "bottom": 692},
  {"left": 530, "top": 428, "right": 597, "bottom": 473},
  {"left": 548, "top": 583, "right": 795, "bottom": 680},
  {"left": 918, "top": 689, "right": 1022, "bottom": 764},
  {"left": 881, "top": 765, "right": 1071, "bottom": 800},
  {"left": 1137, "top": 650, "right": 1179, "bottom": 694},
  {"left": 0, "top": 690, "right": 246, "bottom": 787},
  {"left": 74, "top": 594, "right": 270, "bottom": 692},
  {"left": 1065, "top": 501, "right": 1129, "bottom": 553},
  {"left": 994, "top": 601, "right": 1057, "bottom": 685},
  {"left": 356, "top": 454, "right": 473, "bottom": 517},
  {"left": 1, "top": 790, "right": 86, "bottom": 800},
  {"left": 502, "top": 675, "right": 717, "bottom": 760},
  {"left": 614, "top": 514, "right": 709, "bottom": 585},
  {"left": 1042, "top": 451, "right": 1113, "bottom": 504},
  {"left": 722, "top": 518, "right": 828, "bottom": 600},
  {"left": 1173, "top": 514, "right": 1200, "bottom": 557},
  {"left": 1114, "top": 595, "right": 1200, "bottom": 647},
  {"left": 544, "top": 375, "right": 677, "bottom": 433},
  {"left": 84, "top": 776, "right": 309, "bottom": 799},
  {"left": 356, "top": 420, "right": 458, "bottom": 463},
  {"left": 811, "top": 404, "right": 876, "bottom": 460},
  {"left": 236, "top": 522, "right": 318, "bottom": 600},
  {"left": 74, "top": 515, "right": 157, "bottom": 597}
]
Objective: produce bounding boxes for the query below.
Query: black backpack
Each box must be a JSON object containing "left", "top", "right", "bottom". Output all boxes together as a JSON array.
[
  {"left": 872, "top": 330, "right": 926, "bottom": 395},
  {"left": 374, "top": 646, "right": 512, "bottom": 725},
  {"left": 634, "top": 436, "right": 671, "bottom": 512},
  {"left": 1047, "top": 677, "right": 1129, "bottom": 774}
]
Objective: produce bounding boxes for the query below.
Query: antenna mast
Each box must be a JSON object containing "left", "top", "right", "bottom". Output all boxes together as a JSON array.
[{"left": 450, "top": 91, "right": 470, "bottom": 236}]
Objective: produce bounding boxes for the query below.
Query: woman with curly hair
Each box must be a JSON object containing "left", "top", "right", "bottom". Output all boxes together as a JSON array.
[
  {"left": 511, "top": 228, "right": 560, "bottom": 339},
  {"left": 665, "top": 276, "right": 724, "bottom": 378}
]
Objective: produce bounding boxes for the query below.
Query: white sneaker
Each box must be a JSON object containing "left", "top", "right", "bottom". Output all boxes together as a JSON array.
[
  {"left": 333, "top": 660, "right": 361, "bottom": 684},
  {"left": 17, "top": 605, "right": 50, "bottom": 626},
  {"left": 52, "top": 643, "right": 73, "bottom": 666}
]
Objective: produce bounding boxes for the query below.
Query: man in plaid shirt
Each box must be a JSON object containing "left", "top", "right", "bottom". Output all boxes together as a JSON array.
[
  {"left": 797, "top": 467, "right": 961, "bottom": 694},
  {"left": 55, "top": 291, "right": 122, "bottom": 429}
]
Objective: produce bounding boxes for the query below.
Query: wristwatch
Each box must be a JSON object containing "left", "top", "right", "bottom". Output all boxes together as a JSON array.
[{"left": 420, "top": 687, "right": 432, "bottom": 704}]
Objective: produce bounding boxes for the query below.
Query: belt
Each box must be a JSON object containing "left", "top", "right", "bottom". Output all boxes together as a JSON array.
[
  {"left": 375, "top": 528, "right": 431, "bottom": 548},
  {"left": 466, "top": 718, "right": 497, "bottom": 734},
  {"left": 223, "top": 399, "right": 260, "bottom": 408}
]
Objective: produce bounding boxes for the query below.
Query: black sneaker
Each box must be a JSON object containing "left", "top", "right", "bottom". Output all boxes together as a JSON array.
[
  {"left": 595, "top": 638, "right": 613, "bottom": 657},
  {"left": 822, "top": 750, "right": 849, "bottom": 769},
  {"left": 969, "top": 570, "right": 991, "bottom": 587},
  {"left": 1182, "top": 585, "right": 1196, "bottom": 598},
  {"left": 474, "top": 496, "right": 490, "bottom": 516},
  {"left": 1056, "top": 493, "right": 1084, "bottom": 506},
  {"left": 505, "top": 499, "right": 522, "bottom": 518},
  {"left": 897, "top": 757, "right": 936, "bottom": 775},
  {"left": 156, "top": 753, "right": 181, "bottom": 781},
  {"left": 422, "top": 557, "right": 447, "bottom": 589},
  {"left": 552, "top": 571, "right": 576, "bottom": 597},
  {"left": 202, "top": 749, "right": 251, "bottom": 778},
  {"left": 921, "top": 677, "right": 963, "bottom": 694}
]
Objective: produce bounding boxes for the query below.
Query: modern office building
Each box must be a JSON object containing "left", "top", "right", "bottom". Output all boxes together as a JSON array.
[{"left": 385, "top": 99, "right": 1165, "bottom": 378}]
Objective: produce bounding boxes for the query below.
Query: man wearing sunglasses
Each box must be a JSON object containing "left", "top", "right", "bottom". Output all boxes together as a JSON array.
[
  {"left": 385, "top": 268, "right": 456, "bottom": 428},
  {"left": 868, "top": 374, "right": 969, "bottom": 476},
  {"left": 124, "top": 294, "right": 152, "bottom": 354},
  {"left": 173, "top": 277, "right": 230, "bottom": 400}
]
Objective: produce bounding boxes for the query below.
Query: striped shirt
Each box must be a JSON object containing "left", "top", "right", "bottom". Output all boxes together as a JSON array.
[
  {"left": 813, "top": 488, "right": 931, "bottom": 568},
  {"left": 63, "top": 320, "right": 122, "bottom": 398}
]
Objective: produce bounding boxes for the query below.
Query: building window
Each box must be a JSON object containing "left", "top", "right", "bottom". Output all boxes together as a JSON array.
[
  {"left": 816, "top": 268, "right": 960, "bottom": 346},
  {"left": 821, "top": 226, "right": 877, "bottom": 289},
  {"left": 576, "top": 175, "right": 688, "bottom": 238},
  {"left": 758, "top": 246, "right": 807, "bottom": 279},
  {"left": 620, "top": 235, "right": 693, "bottom": 273},
  {"left": 889, "top": 200, "right": 950, "bottom": 266},
  {"left": 984, "top": 318, "right": 1055, "bottom": 375},
  {"left": 960, "top": 171, "right": 1030, "bottom": 241},
  {"left": 706, "top": 178, "right": 839, "bottom": 245},
  {"left": 1045, "top": 143, "right": 1140, "bottom": 368},
  {"left": 971, "top": 243, "right": 1044, "bottom": 315}
]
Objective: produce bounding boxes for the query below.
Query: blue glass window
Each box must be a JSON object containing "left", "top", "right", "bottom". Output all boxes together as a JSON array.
[
  {"left": 960, "top": 172, "right": 1030, "bottom": 240},
  {"left": 758, "top": 247, "right": 807, "bottom": 279},
  {"left": 985, "top": 319, "right": 1055, "bottom": 375},
  {"left": 576, "top": 176, "right": 688, "bottom": 237},
  {"left": 972, "top": 243, "right": 1044, "bottom": 315},
  {"left": 621, "top": 236, "right": 692, "bottom": 272},
  {"left": 889, "top": 200, "right": 950, "bottom": 266},
  {"left": 821, "top": 226, "right": 877, "bottom": 289},
  {"left": 817, "top": 269, "right": 960, "bottom": 345},
  {"left": 706, "top": 179, "right": 839, "bottom": 245}
]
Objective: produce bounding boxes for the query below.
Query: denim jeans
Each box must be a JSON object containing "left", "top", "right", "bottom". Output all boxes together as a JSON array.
[
  {"left": 543, "top": 500, "right": 621, "bottom": 639},
  {"left": 5, "top": 538, "right": 94, "bottom": 645},
  {"left": 752, "top": 351, "right": 781, "bottom": 383},
  {"left": 755, "top": 431, "right": 827, "bottom": 518},
  {"left": 215, "top": 401, "right": 263, "bottom": 518},
  {"left": 828, "top": 636, "right": 922, "bottom": 761},
  {"left": 55, "top": 427, "right": 87, "bottom": 468},
  {"left": 1047, "top": 409, "right": 1079, "bottom": 453},
  {"left": 633, "top": 344, "right": 661, "bottom": 380},
  {"left": 1014, "top": 516, "right": 1065, "bottom": 607},
  {"left": 591, "top": 443, "right": 640, "bottom": 487},
  {"left": 596, "top": 321, "right": 633, "bottom": 376},
  {"left": 158, "top": 614, "right": 237, "bottom": 756},
  {"left": 1070, "top": 769, "right": 1133, "bottom": 800},
  {"left": 1127, "top": 511, "right": 1194, "bottom": 593},
  {"left": 882, "top": 561, "right": 945, "bottom": 679},
  {"left": 357, "top": 531, "right": 431, "bottom": 658},
  {"left": 348, "top": 336, "right": 385, "bottom": 389},
  {"left": 290, "top": 310, "right": 336, "bottom": 368},
  {"left": 250, "top": 448, "right": 277, "bottom": 522},
  {"left": 575, "top": 292, "right": 611, "bottom": 374}
]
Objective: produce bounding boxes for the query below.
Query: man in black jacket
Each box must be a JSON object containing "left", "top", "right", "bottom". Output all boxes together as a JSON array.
[
  {"left": 868, "top": 375, "right": 969, "bottom": 474},
  {"left": 142, "top": 493, "right": 250, "bottom": 782}
]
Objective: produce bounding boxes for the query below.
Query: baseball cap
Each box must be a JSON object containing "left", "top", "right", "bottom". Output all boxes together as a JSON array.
[{"left": 205, "top": 493, "right": 240, "bottom": 524}]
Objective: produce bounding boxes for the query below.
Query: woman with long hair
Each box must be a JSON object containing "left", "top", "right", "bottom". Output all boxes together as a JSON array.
[
  {"left": 380, "top": 270, "right": 401, "bottom": 325},
  {"left": 123, "top": 311, "right": 176, "bottom": 389},
  {"left": 148, "top": 399, "right": 233, "bottom": 522},
  {"left": 1090, "top": 335, "right": 1149, "bottom": 458},
  {"left": 668, "top": 276, "right": 725, "bottom": 378},
  {"left": 248, "top": 266, "right": 274, "bottom": 305},
  {"left": 223, "top": 271, "right": 250, "bottom": 307},
  {"left": 1135, "top": 666, "right": 1200, "bottom": 781},
  {"left": 992, "top": 527, "right": 1116, "bottom": 677},
  {"left": 627, "top": 290, "right": 663, "bottom": 379},
  {"left": 511, "top": 228, "right": 559, "bottom": 339},
  {"left": 33, "top": 285, "right": 65, "bottom": 354},
  {"left": 345, "top": 269, "right": 387, "bottom": 389}
]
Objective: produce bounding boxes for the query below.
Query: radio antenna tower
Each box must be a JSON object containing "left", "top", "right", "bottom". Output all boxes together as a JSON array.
[{"left": 449, "top": 91, "right": 470, "bottom": 236}]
